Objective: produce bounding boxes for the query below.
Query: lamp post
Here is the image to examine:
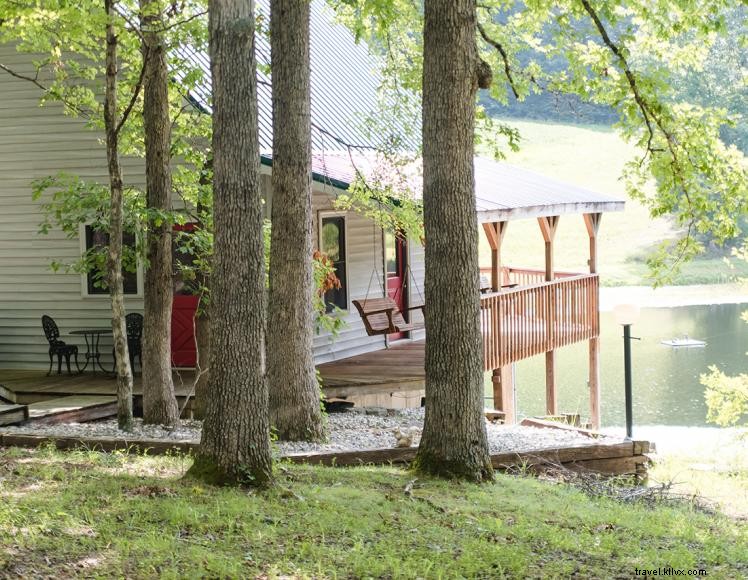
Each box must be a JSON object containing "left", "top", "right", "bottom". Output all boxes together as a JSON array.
[{"left": 613, "top": 303, "right": 640, "bottom": 440}]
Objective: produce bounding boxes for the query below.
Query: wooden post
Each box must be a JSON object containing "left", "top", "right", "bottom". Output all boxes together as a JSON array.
[
  {"left": 492, "top": 365, "right": 515, "bottom": 424},
  {"left": 584, "top": 213, "right": 602, "bottom": 429},
  {"left": 538, "top": 215, "right": 559, "bottom": 415},
  {"left": 482, "top": 221, "right": 508, "bottom": 292}
]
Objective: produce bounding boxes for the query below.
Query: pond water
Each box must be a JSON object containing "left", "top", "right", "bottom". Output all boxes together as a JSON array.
[{"left": 486, "top": 303, "right": 748, "bottom": 427}]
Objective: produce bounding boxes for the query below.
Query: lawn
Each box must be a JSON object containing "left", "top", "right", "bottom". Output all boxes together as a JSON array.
[
  {"left": 478, "top": 119, "right": 747, "bottom": 286},
  {"left": 1, "top": 446, "right": 746, "bottom": 578}
]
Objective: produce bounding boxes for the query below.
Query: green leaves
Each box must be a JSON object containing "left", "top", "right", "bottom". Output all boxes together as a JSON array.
[{"left": 333, "top": 0, "right": 748, "bottom": 283}]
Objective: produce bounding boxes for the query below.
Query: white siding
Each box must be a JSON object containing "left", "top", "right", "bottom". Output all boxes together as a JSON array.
[
  {"left": 0, "top": 46, "right": 145, "bottom": 369},
  {"left": 407, "top": 237, "right": 426, "bottom": 339},
  {"left": 309, "top": 187, "right": 387, "bottom": 362}
]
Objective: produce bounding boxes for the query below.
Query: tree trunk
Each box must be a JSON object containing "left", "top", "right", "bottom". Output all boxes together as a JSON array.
[
  {"left": 104, "top": 0, "right": 133, "bottom": 431},
  {"left": 187, "top": 0, "right": 272, "bottom": 486},
  {"left": 414, "top": 0, "right": 493, "bottom": 481},
  {"left": 140, "top": 0, "right": 179, "bottom": 426},
  {"left": 267, "top": 0, "right": 323, "bottom": 441},
  {"left": 192, "top": 307, "right": 210, "bottom": 419},
  {"left": 192, "top": 171, "right": 212, "bottom": 420}
]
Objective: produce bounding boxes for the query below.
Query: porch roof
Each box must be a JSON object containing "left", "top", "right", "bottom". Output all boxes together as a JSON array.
[
  {"left": 275, "top": 152, "right": 625, "bottom": 221},
  {"left": 473, "top": 157, "right": 624, "bottom": 221}
]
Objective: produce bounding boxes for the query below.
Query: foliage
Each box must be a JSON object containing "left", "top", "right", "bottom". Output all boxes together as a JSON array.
[
  {"left": 701, "top": 241, "right": 748, "bottom": 427},
  {"left": 702, "top": 366, "right": 748, "bottom": 427},
  {"left": 31, "top": 174, "right": 146, "bottom": 288},
  {"left": 330, "top": 0, "right": 748, "bottom": 284},
  {"left": 312, "top": 250, "right": 346, "bottom": 336},
  {"left": 1, "top": 0, "right": 211, "bottom": 282},
  {"left": 1, "top": 447, "right": 747, "bottom": 577}
]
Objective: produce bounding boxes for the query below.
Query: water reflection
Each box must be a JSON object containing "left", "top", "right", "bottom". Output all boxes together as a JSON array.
[{"left": 486, "top": 303, "right": 748, "bottom": 427}]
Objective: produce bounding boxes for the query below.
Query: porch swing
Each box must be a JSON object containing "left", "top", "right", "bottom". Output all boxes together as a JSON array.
[{"left": 352, "top": 224, "right": 425, "bottom": 337}]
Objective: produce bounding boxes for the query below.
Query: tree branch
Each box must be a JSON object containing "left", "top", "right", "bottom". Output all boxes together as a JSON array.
[
  {"left": 114, "top": 46, "right": 149, "bottom": 137},
  {"left": 0, "top": 61, "right": 94, "bottom": 119},
  {"left": 476, "top": 22, "right": 519, "bottom": 98}
]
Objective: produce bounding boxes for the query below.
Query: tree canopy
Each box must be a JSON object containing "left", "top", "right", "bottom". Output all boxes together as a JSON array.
[{"left": 331, "top": 0, "right": 748, "bottom": 281}]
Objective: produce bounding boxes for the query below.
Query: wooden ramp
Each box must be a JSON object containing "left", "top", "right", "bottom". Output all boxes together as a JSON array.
[
  {"left": 0, "top": 403, "right": 28, "bottom": 426},
  {"left": 26, "top": 395, "right": 117, "bottom": 425}
]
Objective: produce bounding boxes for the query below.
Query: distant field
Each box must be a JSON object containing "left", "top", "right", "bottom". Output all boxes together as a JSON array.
[{"left": 477, "top": 119, "right": 747, "bottom": 286}]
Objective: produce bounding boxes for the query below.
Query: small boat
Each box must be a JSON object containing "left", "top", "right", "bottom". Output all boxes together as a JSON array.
[{"left": 661, "top": 335, "right": 707, "bottom": 348}]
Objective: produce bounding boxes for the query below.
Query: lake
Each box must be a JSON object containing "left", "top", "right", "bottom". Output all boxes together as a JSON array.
[{"left": 487, "top": 303, "right": 748, "bottom": 427}]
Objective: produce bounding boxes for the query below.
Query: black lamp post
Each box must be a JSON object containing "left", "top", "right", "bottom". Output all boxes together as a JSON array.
[{"left": 613, "top": 304, "right": 640, "bottom": 440}]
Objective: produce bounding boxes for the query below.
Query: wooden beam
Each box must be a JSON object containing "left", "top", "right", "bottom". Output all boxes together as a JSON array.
[
  {"left": 492, "top": 365, "right": 515, "bottom": 424},
  {"left": 583, "top": 212, "right": 602, "bottom": 274},
  {"left": 545, "top": 350, "right": 557, "bottom": 415},
  {"left": 482, "top": 222, "right": 498, "bottom": 250},
  {"left": 539, "top": 216, "right": 559, "bottom": 414},
  {"left": 583, "top": 213, "right": 602, "bottom": 429},
  {"left": 589, "top": 336, "right": 601, "bottom": 429},
  {"left": 482, "top": 221, "right": 507, "bottom": 292},
  {"left": 483, "top": 222, "right": 506, "bottom": 290},
  {"left": 538, "top": 215, "right": 559, "bottom": 281}
]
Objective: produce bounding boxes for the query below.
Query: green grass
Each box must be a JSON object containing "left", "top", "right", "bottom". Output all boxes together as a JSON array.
[
  {"left": 1, "top": 446, "right": 746, "bottom": 578},
  {"left": 478, "top": 119, "right": 745, "bottom": 286},
  {"left": 649, "top": 435, "right": 748, "bottom": 520}
]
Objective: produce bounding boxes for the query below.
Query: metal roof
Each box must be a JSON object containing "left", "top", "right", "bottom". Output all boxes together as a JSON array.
[
  {"left": 178, "top": 1, "right": 623, "bottom": 220},
  {"left": 472, "top": 157, "right": 624, "bottom": 221},
  {"left": 264, "top": 151, "right": 624, "bottom": 220},
  {"left": 178, "top": 0, "right": 418, "bottom": 153}
]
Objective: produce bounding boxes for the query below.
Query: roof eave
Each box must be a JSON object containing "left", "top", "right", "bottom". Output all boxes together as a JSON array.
[{"left": 476, "top": 200, "right": 625, "bottom": 223}]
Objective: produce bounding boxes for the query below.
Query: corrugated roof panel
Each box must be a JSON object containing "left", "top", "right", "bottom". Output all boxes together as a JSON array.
[
  {"left": 266, "top": 151, "right": 625, "bottom": 219},
  {"left": 176, "top": 0, "right": 418, "bottom": 153}
]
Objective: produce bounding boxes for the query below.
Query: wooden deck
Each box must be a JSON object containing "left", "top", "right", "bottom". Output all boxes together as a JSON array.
[
  {"left": 318, "top": 341, "right": 425, "bottom": 399},
  {"left": 0, "top": 342, "right": 427, "bottom": 411}
]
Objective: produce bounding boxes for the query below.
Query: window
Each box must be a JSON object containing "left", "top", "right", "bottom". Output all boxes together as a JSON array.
[
  {"left": 83, "top": 225, "right": 139, "bottom": 296},
  {"left": 320, "top": 214, "right": 347, "bottom": 311}
]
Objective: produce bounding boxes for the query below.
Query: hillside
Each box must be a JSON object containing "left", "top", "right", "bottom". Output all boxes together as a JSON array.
[{"left": 478, "top": 120, "right": 748, "bottom": 286}]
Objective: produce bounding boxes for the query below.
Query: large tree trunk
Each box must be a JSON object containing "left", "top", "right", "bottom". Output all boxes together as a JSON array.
[
  {"left": 192, "top": 306, "right": 210, "bottom": 419},
  {"left": 267, "top": 0, "right": 323, "bottom": 441},
  {"left": 192, "top": 173, "right": 212, "bottom": 420},
  {"left": 140, "top": 0, "right": 179, "bottom": 426},
  {"left": 414, "top": 0, "right": 493, "bottom": 481},
  {"left": 104, "top": 0, "right": 133, "bottom": 431},
  {"left": 187, "top": 0, "right": 273, "bottom": 486}
]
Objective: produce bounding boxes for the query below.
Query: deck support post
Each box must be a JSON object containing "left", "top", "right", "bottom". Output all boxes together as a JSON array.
[
  {"left": 538, "top": 215, "right": 559, "bottom": 415},
  {"left": 492, "top": 365, "right": 515, "bottom": 424},
  {"left": 584, "top": 212, "right": 602, "bottom": 429},
  {"left": 482, "top": 221, "right": 508, "bottom": 292}
]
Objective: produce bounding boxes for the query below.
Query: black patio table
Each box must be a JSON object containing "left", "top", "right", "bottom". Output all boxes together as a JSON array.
[{"left": 70, "top": 328, "right": 113, "bottom": 374}]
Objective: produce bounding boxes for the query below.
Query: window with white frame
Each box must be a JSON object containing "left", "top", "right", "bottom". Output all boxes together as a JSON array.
[
  {"left": 319, "top": 213, "right": 348, "bottom": 311},
  {"left": 81, "top": 225, "right": 140, "bottom": 296}
]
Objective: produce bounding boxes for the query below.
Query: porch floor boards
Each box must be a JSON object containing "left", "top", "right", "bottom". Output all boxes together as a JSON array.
[{"left": 0, "top": 341, "right": 428, "bottom": 404}]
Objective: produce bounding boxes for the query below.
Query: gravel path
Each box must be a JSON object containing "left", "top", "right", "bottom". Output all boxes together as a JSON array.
[{"left": 0, "top": 407, "right": 618, "bottom": 456}]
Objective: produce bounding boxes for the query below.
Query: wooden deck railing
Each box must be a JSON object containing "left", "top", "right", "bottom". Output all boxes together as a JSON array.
[
  {"left": 480, "top": 273, "right": 599, "bottom": 370},
  {"left": 479, "top": 266, "right": 581, "bottom": 288}
]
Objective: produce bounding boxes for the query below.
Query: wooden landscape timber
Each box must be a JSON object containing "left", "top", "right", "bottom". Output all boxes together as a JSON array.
[
  {"left": 0, "top": 432, "right": 651, "bottom": 478},
  {"left": 0, "top": 403, "right": 28, "bottom": 426}
]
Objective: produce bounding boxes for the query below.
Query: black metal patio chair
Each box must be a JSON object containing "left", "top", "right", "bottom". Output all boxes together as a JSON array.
[
  {"left": 112, "top": 313, "right": 143, "bottom": 373},
  {"left": 41, "top": 314, "right": 79, "bottom": 376}
]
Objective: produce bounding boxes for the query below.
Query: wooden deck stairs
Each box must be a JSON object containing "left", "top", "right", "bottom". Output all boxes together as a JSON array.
[{"left": 0, "top": 381, "right": 117, "bottom": 426}]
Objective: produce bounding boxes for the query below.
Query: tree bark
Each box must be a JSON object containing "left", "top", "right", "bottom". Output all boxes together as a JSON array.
[
  {"left": 192, "top": 306, "right": 210, "bottom": 419},
  {"left": 267, "top": 0, "right": 323, "bottom": 441},
  {"left": 192, "top": 173, "right": 212, "bottom": 420},
  {"left": 414, "top": 0, "right": 493, "bottom": 481},
  {"left": 139, "top": 0, "right": 180, "bottom": 426},
  {"left": 187, "top": 0, "right": 273, "bottom": 486},
  {"left": 104, "top": 0, "right": 133, "bottom": 431}
]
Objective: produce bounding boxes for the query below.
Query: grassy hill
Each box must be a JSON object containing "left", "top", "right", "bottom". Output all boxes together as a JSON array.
[{"left": 478, "top": 120, "right": 748, "bottom": 286}]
